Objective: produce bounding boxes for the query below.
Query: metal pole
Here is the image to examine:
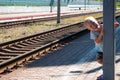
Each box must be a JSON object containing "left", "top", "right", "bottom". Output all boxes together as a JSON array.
[
  {"left": 10, "top": 0, "right": 12, "bottom": 6},
  {"left": 103, "top": 0, "right": 115, "bottom": 80},
  {"left": 50, "top": 0, "right": 53, "bottom": 13},
  {"left": 99, "top": 0, "right": 101, "bottom": 9},
  {"left": 84, "top": 0, "right": 86, "bottom": 10},
  {"left": 50, "top": 0, "right": 54, "bottom": 13},
  {"left": 50, "top": 6, "right": 52, "bottom": 12},
  {"left": 57, "top": 0, "right": 60, "bottom": 24}
]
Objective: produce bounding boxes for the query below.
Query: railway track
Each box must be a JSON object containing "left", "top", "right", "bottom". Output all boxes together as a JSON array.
[
  {"left": 0, "top": 11, "right": 102, "bottom": 29},
  {"left": 0, "top": 21, "right": 88, "bottom": 73},
  {"left": 1, "top": 11, "right": 120, "bottom": 29},
  {"left": 0, "top": 9, "right": 120, "bottom": 29},
  {"left": 0, "top": 11, "right": 120, "bottom": 74}
]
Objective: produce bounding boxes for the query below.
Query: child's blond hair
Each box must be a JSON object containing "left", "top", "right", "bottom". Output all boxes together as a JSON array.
[{"left": 84, "top": 16, "right": 100, "bottom": 28}]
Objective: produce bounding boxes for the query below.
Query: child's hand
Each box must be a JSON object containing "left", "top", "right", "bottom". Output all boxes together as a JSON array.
[{"left": 114, "top": 20, "right": 119, "bottom": 28}]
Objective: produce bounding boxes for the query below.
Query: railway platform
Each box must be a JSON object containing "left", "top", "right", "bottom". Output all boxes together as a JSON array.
[{"left": 0, "top": 26, "right": 120, "bottom": 80}]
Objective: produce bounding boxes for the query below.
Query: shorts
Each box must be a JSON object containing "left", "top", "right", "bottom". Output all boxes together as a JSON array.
[
  {"left": 96, "top": 52, "right": 103, "bottom": 60},
  {"left": 95, "top": 46, "right": 103, "bottom": 52}
]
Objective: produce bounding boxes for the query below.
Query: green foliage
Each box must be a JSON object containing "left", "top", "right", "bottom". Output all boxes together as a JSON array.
[
  {"left": 92, "top": 0, "right": 103, "bottom": 2},
  {"left": 54, "top": 23, "right": 59, "bottom": 27},
  {"left": 116, "top": 2, "right": 120, "bottom": 8},
  {"left": 0, "top": 0, "right": 102, "bottom": 6}
]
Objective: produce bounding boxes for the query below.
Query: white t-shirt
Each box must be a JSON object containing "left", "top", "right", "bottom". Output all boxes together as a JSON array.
[
  {"left": 90, "top": 24, "right": 120, "bottom": 52},
  {"left": 90, "top": 31, "right": 103, "bottom": 52}
]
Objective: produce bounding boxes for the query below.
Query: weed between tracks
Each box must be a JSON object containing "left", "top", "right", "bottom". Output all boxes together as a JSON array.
[{"left": 0, "top": 13, "right": 102, "bottom": 43}]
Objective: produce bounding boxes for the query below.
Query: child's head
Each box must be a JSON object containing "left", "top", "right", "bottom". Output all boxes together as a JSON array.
[{"left": 84, "top": 16, "right": 101, "bottom": 31}]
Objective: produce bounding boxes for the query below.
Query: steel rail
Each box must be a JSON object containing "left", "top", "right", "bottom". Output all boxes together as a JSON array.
[
  {"left": 0, "top": 12, "right": 119, "bottom": 74},
  {"left": 0, "top": 11, "right": 102, "bottom": 29},
  {"left": 0, "top": 11, "right": 120, "bottom": 29},
  {"left": 0, "top": 21, "right": 88, "bottom": 73}
]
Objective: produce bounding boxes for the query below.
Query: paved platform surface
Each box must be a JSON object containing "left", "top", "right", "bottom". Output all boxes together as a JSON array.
[{"left": 0, "top": 26, "right": 120, "bottom": 80}]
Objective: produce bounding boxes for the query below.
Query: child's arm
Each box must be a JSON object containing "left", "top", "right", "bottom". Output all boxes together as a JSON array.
[{"left": 94, "top": 28, "right": 103, "bottom": 44}]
